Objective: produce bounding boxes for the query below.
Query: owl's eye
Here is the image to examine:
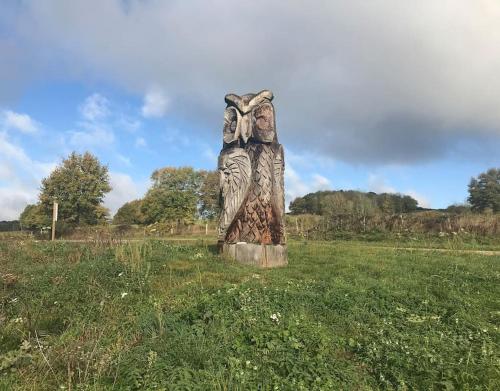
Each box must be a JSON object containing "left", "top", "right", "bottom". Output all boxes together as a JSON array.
[
  {"left": 256, "top": 118, "right": 267, "bottom": 129},
  {"left": 223, "top": 107, "right": 240, "bottom": 144},
  {"left": 253, "top": 103, "right": 273, "bottom": 131}
]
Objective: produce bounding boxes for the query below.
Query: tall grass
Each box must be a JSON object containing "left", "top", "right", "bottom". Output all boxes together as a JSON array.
[{"left": 286, "top": 211, "right": 500, "bottom": 238}]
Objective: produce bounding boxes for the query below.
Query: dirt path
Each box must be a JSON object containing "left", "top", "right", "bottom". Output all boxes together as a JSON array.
[{"left": 368, "top": 245, "right": 500, "bottom": 256}]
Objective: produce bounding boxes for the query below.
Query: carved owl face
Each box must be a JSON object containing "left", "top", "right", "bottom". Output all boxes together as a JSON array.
[{"left": 222, "top": 89, "right": 276, "bottom": 145}]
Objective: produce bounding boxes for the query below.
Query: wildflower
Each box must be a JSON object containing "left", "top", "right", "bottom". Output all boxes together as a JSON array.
[
  {"left": 20, "top": 340, "right": 31, "bottom": 351},
  {"left": 147, "top": 350, "right": 158, "bottom": 367},
  {"left": 270, "top": 313, "right": 281, "bottom": 323},
  {"left": 9, "top": 297, "right": 18, "bottom": 303},
  {"left": 121, "top": 292, "right": 128, "bottom": 298},
  {"left": 118, "top": 272, "right": 124, "bottom": 277}
]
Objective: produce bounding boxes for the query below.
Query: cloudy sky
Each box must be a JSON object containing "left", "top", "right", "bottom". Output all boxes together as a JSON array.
[{"left": 1, "top": 0, "right": 499, "bottom": 220}]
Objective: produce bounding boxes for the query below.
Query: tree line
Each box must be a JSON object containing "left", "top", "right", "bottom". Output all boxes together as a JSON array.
[
  {"left": 16, "top": 151, "right": 499, "bottom": 233},
  {"left": 19, "top": 152, "right": 221, "bottom": 232},
  {"left": 113, "top": 167, "right": 220, "bottom": 226}
]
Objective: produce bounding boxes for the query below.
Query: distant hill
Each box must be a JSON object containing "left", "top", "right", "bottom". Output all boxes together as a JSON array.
[{"left": 289, "top": 190, "right": 420, "bottom": 215}]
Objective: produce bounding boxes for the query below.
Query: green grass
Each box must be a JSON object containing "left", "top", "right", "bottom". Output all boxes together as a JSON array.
[{"left": 1, "top": 239, "right": 499, "bottom": 390}]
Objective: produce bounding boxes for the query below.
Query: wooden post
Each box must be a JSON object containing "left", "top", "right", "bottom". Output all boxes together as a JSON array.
[
  {"left": 205, "top": 222, "right": 208, "bottom": 235},
  {"left": 51, "top": 201, "right": 58, "bottom": 241}
]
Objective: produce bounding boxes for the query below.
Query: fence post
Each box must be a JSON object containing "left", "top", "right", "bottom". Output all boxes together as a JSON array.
[{"left": 51, "top": 201, "right": 58, "bottom": 241}]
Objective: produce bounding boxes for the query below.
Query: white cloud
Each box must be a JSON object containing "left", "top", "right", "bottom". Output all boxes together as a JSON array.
[
  {"left": 163, "top": 127, "right": 190, "bottom": 148},
  {"left": 135, "top": 137, "right": 147, "bottom": 148},
  {"left": 67, "top": 94, "right": 117, "bottom": 149},
  {"left": 7, "top": 0, "right": 500, "bottom": 164},
  {"left": 104, "top": 172, "right": 147, "bottom": 215},
  {"left": 311, "top": 174, "right": 331, "bottom": 190},
  {"left": 1, "top": 109, "right": 38, "bottom": 133},
  {"left": 0, "top": 187, "right": 37, "bottom": 220},
  {"left": 116, "top": 153, "right": 131, "bottom": 166},
  {"left": 284, "top": 164, "right": 333, "bottom": 211},
  {"left": 367, "top": 174, "right": 396, "bottom": 194},
  {"left": 141, "top": 87, "right": 169, "bottom": 118},
  {"left": 118, "top": 116, "right": 141, "bottom": 133},
  {"left": 406, "top": 190, "right": 431, "bottom": 208},
  {"left": 285, "top": 165, "right": 309, "bottom": 205},
  {"left": 367, "top": 174, "right": 432, "bottom": 207},
  {"left": 0, "top": 133, "right": 54, "bottom": 176},
  {"left": 0, "top": 133, "right": 55, "bottom": 220},
  {"left": 69, "top": 122, "right": 115, "bottom": 148},
  {"left": 0, "top": 163, "right": 13, "bottom": 180},
  {"left": 79, "top": 93, "right": 110, "bottom": 121},
  {"left": 202, "top": 146, "right": 217, "bottom": 164}
]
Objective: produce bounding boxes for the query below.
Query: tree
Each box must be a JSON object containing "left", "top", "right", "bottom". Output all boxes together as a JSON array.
[
  {"left": 378, "top": 194, "right": 394, "bottom": 214},
  {"left": 401, "top": 195, "right": 419, "bottom": 212},
  {"left": 19, "top": 204, "right": 50, "bottom": 231},
  {"left": 113, "top": 200, "right": 144, "bottom": 225},
  {"left": 199, "top": 170, "right": 220, "bottom": 220},
  {"left": 142, "top": 187, "right": 198, "bottom": 224},
  {"left": 354, "top": 193, "right": 377, "bottom": 219},
  {"left": 321, "top": 193, "right": 354, "bottom": 218},
  {"left": 39, "top": 152, "right": 112, "bottom": 225},
  {"left": 468, "top": 168, "right": 500, "bottom": 213},
  {"left": 141, "top": 167, "right": 201, "bottom": 224},
  {"left": 289, "top": 191, "right": 326, "bottom": 215},
  {"left": 445, "top": 203, "right": 471, "bottom": 214},
  {"left": 0, "top": 220, "right": 20, "bottom": 232},
  {"left": 150, "top": 167, "right": 203, "bottom": 192}
]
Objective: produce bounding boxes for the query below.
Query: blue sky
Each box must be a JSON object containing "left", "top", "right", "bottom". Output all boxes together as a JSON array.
[{"left": 1, "top": 1, "right": 499, "bottom": 220}]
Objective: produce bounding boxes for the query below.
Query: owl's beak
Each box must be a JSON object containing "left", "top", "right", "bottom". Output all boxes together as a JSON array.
[{"left": 238, "top": 114, "right": 252, "bottom": 143}]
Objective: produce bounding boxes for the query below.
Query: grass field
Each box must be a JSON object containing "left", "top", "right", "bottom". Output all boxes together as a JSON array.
[{"left": 1, "top": 238, "right": 499, "bottom": 390}]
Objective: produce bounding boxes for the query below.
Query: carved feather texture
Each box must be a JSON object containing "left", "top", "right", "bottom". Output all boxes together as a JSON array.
[
  {"left": 273, "top": 145, "right": 285, "bottom": 218},
  {"left": 217, "top": 148, "right": 251, "bottom": 240},
  {"left": 226, "top": 144, "right": 283, "bottom": 244}
]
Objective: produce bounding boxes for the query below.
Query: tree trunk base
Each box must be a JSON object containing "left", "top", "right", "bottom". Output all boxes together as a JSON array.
[{"left": 221, "top": 242, "right": 287, "bottom": 268}]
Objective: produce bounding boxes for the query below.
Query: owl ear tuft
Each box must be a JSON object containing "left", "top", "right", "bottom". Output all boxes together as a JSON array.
[
  {"left": 249, "top": 90, "right": 274, "bottom": 109},
  {"left": 256, "top": 90, "right": 274, "bottom": 101},
  {"left": 224, "top": 93, "right": 242, "bottom": 107},
  {"left": 225, "top": 90, "right": 274, "bottom": 114}
]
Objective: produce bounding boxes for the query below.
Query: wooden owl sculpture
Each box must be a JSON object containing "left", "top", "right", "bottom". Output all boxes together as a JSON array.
[{"left": 217, "top": 90, "right": 287, "bottom": 267}]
